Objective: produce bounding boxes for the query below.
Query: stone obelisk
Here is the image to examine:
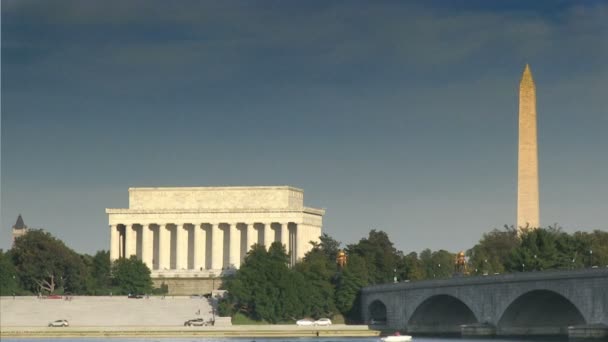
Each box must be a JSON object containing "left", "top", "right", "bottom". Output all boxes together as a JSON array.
[{"left": 517, "top": 64, "right": 540, "bottom": 230}]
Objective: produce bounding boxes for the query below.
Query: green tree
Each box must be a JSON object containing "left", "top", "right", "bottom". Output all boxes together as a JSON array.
[
  {"left": 505, "top": 226, "right": 575, "bottom": 272},
  {"left": 225, "top": 242, "right": 310, "bottom": 323},
  {"left": 400, "top": 252, "right": 425, "bottom": 281},
  {"left": 0, "top": 250, "right": 20, "bottom": 295},
  {"left": 297, "top": 246, "right": 337, "bottom": 318},
  {"left": 11, "top": 229, "right": 90, "bottom": 294},
  {"left": 308, "top": 233, "right": 341, "bottom": 263},
  {"left": 334, "top": 254, "right": 368, "bottom": 322},
  {"left": 111, "top": 256, "right": 153, "bottom": 295},
  {"left": 91, "top": 250, "right": 112, "bottom": 293},
  {"left": 467, "top": 226, "right": 519, "bottom": 275},
  {"left": 347, "top": 230, "right": 399, "bottom": 284},
  {"left": 572, "top": 230, "right": 608, "bottom": 268}
]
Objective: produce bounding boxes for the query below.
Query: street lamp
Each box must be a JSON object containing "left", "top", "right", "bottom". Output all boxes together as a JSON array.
[
  {"left": 522, "top": 263, "right": 525, "bottom": 272},
  {"left": 533, "top": 255, "right": 537, "bottom": 271},
  {"left": 393, "top": 269, "right": 397, "bottom": 283},
  {"left": 437, "top": 263, "right": 441, "bottom": 278},
  {"left": 571, "top": 257, "right": 576, "bottom": 270},
  {"left": 589, "top": 250, "right": 593, "bottom": 267}
]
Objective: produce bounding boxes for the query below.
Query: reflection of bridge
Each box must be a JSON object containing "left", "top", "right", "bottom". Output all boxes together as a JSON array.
[{"left": 361, "top": 268, "right": 608, "bottom": 338}]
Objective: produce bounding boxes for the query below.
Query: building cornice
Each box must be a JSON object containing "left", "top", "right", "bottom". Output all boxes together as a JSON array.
[
  {"left": 106, "top": 207, "right": 323, "bottom": 214},
  {"left": 128, "top": 185, "right": 304, "bottom": 193}
]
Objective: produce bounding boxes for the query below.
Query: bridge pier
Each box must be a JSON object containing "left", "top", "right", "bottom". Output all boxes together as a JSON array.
[
  {"left": 461, "top": 323, "right": 496, "bottom": 337},
  {"left": 406, "top": 325, "right": 461, "bottom": 335},
  {"left": 568, "top": 324, "right": 608, "bottom": 340}
]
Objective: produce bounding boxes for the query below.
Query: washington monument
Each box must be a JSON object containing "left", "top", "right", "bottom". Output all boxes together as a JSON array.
[{"left": 517, "top": 64, "right": 540, "bottom": 230}]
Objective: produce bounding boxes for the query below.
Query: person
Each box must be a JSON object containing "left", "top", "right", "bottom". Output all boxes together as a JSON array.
[{"left": 394, "top": 331, "right": 401, "bottom": 336}]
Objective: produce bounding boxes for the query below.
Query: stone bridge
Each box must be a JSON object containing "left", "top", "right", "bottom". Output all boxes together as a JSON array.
[{"left": 361, "top": 268, "right": 608, "bottom": 337}]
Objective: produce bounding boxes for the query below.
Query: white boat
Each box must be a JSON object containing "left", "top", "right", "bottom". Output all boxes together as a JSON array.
[{"left": 380, "top": 335, "right": 412, "bottom": 342}]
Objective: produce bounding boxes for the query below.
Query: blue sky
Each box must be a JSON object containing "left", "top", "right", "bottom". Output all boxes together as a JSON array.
[{"left": 2, "top": 1, "right": 607, "bottom": 254}]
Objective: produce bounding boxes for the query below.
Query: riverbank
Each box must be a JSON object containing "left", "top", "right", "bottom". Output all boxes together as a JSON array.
[{"left": 0, "top": 325, "right": 381, "bottom": 338}]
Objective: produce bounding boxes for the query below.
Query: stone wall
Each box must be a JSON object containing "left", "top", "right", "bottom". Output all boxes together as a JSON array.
[
  {"left": 0, "top": 296, "right": 213, "bottom": 327},
  {"left": 153, "top": 277, "right": 224, "bottom": 296}
]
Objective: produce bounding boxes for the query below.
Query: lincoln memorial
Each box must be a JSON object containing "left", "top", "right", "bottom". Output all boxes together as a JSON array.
[{"left": 106, "top": 186, "right": 325, "bottom": 280}]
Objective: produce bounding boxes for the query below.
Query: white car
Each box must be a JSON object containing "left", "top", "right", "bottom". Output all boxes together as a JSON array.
[
  {"left": 48, "top": 319, "right": 69, "bottom": 327},
  {"left": 296, "top": 318, "right": 315, "bottom": 326},
  {"left": 314, "top": 318, "right": 332, "bottom": 326}
]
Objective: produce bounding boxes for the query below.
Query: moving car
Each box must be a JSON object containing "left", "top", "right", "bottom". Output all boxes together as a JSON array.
[
  {"left": 296, "top": 318, "right": 315, "bottom": 326},
  {"left": 184, "top": 318, "right": 212, "bottom": 326},
  {"left": 128, "top": 294, "right": 143, "bottom": 299},
  {"left": 48, "top": 319, "right": 69, "bottom": 327},
  {"left": 314, "top": 318, "right": 332, "bottom": 326}
]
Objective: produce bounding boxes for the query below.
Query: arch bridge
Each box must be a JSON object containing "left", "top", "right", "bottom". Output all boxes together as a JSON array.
[{"left": 361, "top": 268, "right": 608, "bottom": 338}]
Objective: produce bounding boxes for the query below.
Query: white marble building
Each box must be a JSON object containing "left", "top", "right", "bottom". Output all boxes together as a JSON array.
[{"left": 106, "top": 186, "right": 324, "bottom": 277}]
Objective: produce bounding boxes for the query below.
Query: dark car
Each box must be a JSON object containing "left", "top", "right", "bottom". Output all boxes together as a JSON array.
[
  {"left": 128, "top": 294, "right": 143, "bottom": 299},
  {"left": 184, "top": 318, "right": 210, "bottom": 326}
]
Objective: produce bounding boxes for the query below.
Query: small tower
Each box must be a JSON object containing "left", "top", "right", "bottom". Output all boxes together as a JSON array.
[{"left": 12, "top": 214, "right": 28, "bottom": 245}]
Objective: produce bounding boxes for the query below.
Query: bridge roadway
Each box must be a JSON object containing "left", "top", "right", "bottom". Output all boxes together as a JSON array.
[{"left": 361, "top": 268, "right": 608, "bottom": 338}]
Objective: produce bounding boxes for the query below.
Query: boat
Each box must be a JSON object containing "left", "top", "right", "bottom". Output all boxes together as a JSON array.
[{"left": 380, "top": 335, "right": 412, "bottom": 342}]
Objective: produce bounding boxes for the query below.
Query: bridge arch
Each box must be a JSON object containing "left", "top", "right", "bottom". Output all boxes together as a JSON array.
[
  {"left": 407, "top": 294, "right": 478, "bottom": 334},
  {"left": 368, "top": 300, "right": 387, "bottom": 323},
  {"left": 498, "top": 289, "right": 586, "bottom": 335}
]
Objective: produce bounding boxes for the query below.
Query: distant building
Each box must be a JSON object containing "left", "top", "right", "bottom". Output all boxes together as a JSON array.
[
  {"left": 106, "top": 186, "right": 325, "bottom": 279},
  {"left": 12, "top": 214, "right": 28, "bottom": 245}
]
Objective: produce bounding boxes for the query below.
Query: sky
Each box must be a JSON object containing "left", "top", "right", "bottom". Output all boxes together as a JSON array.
[{"left": 1, "top": 1, "right": 607, "bottom": 255}]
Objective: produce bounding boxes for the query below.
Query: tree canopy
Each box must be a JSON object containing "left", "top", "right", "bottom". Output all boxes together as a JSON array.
[
  {"left": 111, "top": 255, "right": 153, "bottom": 295},
  {"left": 4, "top": 224, "right": 607, "bottom": 325},
  {"left": 0, "top": 250, "right": 19, "bottom": 295},
  {"left": 10, "top": 229, "right": 90, "bottom": 294}
]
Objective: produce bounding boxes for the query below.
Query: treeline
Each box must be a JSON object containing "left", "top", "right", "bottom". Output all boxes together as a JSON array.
[
  {"left": 219, "top": 227, "right": 608, "bottom": 324},
  {"left": 1, "top": 226, "right": 606, "bottom": 323},
  {"left": 0, "top": 229, "right": 156, "bottom": 296}
]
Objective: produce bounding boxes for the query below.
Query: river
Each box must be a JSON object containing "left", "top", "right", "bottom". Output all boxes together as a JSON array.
[{"left": 0, "top": 337, "right": 567, "bottom": 342}]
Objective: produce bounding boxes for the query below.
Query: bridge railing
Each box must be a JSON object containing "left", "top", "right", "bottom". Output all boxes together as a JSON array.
[{"left": 362, "top": 267, "right": 608, "bottom": 293}]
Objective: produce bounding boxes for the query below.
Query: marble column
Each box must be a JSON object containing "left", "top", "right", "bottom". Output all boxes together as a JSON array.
[
  {"left": 245, "top": 223, "right": 257, "bottom": 257},
  {"left": 211, "top": 223, "right": 223, "bottom": 270},
  {"left": 264, "top": 222, "right": 274, "bottom": 249},
  {"left": 125, "top": 224, "right": 136, "bottom": 258},
  {"left": 281, "top": 222, "right": 290, "bottom": 254},
  {"left": 110, "top": 225, "right": 119, "bottom": 261},
  {"left": 175, "top": 223, "right": 186, "bottom": 270},
  {"left": 229, "top": 223, "right": 240, "bottom": 268},
  {"left": 295, "top": 224, "right": 305, "bottom": 261},
  {"left": 141, "top": 224, "right": 152, "bottom": 269},
  {"left": 193, "top": 224, "right": 205, "bottom": 271},
  {"left": 158, "top": 223, "right": 169, "bottom": 270},
  {"left": 119, "top": 228, "right": 124, "bottom": 258}
]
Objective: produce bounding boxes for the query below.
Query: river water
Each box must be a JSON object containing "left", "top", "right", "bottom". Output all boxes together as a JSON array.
[{"left": 1, "top": 337, "right": 567, "bottom": 342}]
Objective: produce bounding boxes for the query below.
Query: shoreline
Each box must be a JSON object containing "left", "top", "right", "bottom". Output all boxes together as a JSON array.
[{"left": 0, "top": 325, "right": 382, "bottom": 339}]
